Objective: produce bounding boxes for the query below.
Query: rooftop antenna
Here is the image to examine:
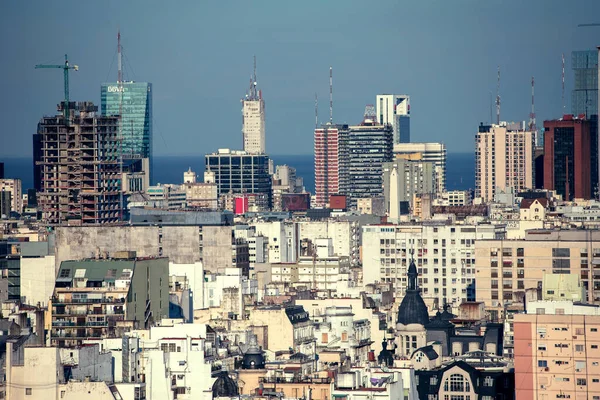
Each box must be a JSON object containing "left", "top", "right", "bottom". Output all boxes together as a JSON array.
[
  {"left": 529, "top": 76, "right": 536, "bottom": 133},
  {"left": 117, "top": 29, "right": 123, "bottom": 83},
  {"left": 489, "top": 91, "right": 493, "bottom": 124},
  {"left": 329, "top": 66, "right": 333, "bottom": 124},
  {"left": 315, "top": 93, "right": 318, "bottom": 128},
  {"left": 562, "top": 53, "right": 565, "bottom": 114},
  {"left": 495, "top": 66, "right": 501, "bottom": 125}
]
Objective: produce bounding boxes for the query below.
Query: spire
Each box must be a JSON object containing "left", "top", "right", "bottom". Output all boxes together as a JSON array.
[
  {"left": 407, "top": 259, "right": 418, "bottom": 291},
  {"left": 117, "top": 29, "right": 122, "bottom": 83}
]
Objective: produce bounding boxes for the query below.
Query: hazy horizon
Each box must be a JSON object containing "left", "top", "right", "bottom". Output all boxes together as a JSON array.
[{"left": 2, "top": 0, "right": 600, "bottom": 158}]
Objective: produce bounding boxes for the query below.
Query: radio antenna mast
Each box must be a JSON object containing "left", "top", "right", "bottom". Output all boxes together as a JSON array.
[
  {"left": 329, "top": 66, "right": 333, "bottom": 124},
  {"left": 495, "top": 66, "right": 501, "bottom": 125},
  {"left": 315, "top": 93, "right": 318, "bottom": 128}
]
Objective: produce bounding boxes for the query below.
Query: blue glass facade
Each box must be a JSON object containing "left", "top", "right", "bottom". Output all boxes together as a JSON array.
[{"left": 101, "top": 82, "right": 153, "bottom": 174}]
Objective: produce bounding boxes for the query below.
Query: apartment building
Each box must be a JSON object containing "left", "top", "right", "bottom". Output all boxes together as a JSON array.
[
  {"left": 51, "top": 255, "right": 169, "bottom": 347},
  {"left": 475, "top": 229, "right": 600, "bottom": 320},
  {"left": 514, "top": 313, "right": 600, "bottom": 400},
  {"left": 362, "top": 223, "right": 504, "bottom": 308},
  {"left": 0, "top": 179, "right": 22, "bottom": 214},
  {"left": 475, "top": 122, "right": 534, "bottom": 203}
]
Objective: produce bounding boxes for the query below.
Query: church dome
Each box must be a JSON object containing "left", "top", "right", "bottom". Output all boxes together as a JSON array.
[
  {"left": 397, "top": 260, "right": 430, "bottom": 326},
  {"left": 212, "top": 371, "right": 239, "bottom": 398},
  {"left": 241, "top": 335, "right": 266, "bottom": 369}
]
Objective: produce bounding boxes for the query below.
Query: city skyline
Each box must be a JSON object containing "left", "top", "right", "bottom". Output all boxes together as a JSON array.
[{"left": 1, "top": 0, "right": 600, "bottom": 158}]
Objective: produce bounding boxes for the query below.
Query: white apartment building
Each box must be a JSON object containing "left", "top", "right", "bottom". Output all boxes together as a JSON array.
[
  {"left": 272, "top": 249, "right": 350, "bottom": 293},
  {"left": 0, "top": 178, "right": 22, "bottom": 214},
  {"left": 204, "top": 268, "right": 258, "bottom": 311},
  {"left": 394, "top": 143, "right": 446, "bottom": 193},
  {"left": 314, "top": 306, "right": 372, "bottom": 365},
  {"left": 124, "top": 323, "right": 215, "bottom": 400},
  {"left": 251, "top": 221, "right": 297, "bottom": 263},
  {"left": 146, "top": 184, "right": 186, "bottom": 209},
  {"left": 433, "top": 190, "right": 473, "bottom": 206},
  {"left": 298, "top": 219, "right": 360, "bottom": 266},
  {"left": 362, "top": 223, "right": 505, "bottom": 309},
  {"left": 475, "top": 122, "right": 534, "bottom": 202}
]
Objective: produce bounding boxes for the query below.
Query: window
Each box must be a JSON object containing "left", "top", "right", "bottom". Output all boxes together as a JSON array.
[
  {"left": 538, "top": 344, "right": 547, "bottom": 351},
  {"left": 577, "top": 378, "right": 587, "bottom": 386},
  {"left": 483, "top": 376, "right": 494, "bottom": 387},
  {"left": 430, "top": 376, "right": 438, "bottom": 386},
  {"left": 575, "top": 361, "right": 585, "bottom": 371},
  {"left": 592, "top": 345, "right": 598, "bottom": 349},
  {"left": 552, "top": 248, "right": 570, "bottom": 257},
  {"left": 592, "top": 328, "right": 598, "bottom": 332},
  {"left": 538, "top": 360, "right": 548, "bottom": 367},
  {"left": 443, "top": 374, "right": 470, "bottom": 392},
  {"left": 575, "top": 345, "right": 584, "bottom": 352},
  {"left": 576, "top": 328, "right": 584, "bottom": 335},
  {"left": 26, "top": 388, "right": 32, "bottom": 395}
]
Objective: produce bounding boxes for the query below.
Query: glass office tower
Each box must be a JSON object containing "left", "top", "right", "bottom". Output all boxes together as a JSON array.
[
  {"left": 101, "top": 82, "right": 153, "bottom": 181},
  {"left": 572, "top": 51, "right": 598, "bottom": 118}
]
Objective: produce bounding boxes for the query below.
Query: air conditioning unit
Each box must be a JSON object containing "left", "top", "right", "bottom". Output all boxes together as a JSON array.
[{"left": 541, "top": 385, "right": 546, "bottom": 389}]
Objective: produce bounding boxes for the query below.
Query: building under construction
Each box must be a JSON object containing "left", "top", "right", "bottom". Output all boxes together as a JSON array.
[{"left": 36, "top": 102, "right": 122, "bottom": 226}]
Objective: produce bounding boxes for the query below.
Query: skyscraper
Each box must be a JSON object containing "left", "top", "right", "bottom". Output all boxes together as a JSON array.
[
  {"left": 376, "top": 94, "right": 410, "bottom": 144},
  {"left": 314, "top": 124, "right": 345, "bottom": 207},
  {"left": 205, "top": 149, "right": 272, "bottom": 207},
  {"left": 101, "top": 81, "right": 153, "bottom": 186},
  {"left": 339, "top": 112, "right": 393, "bottom": 208},
  {"left": 543, "top": 116, "right": 598, "bottom": 200},
  {"left": 36, "top": 102, "right": 122, "bottom": 225},
  {"left": 242, "top": 57, "right": 266, "bottom": 154},
  {"left": 475, "top": 122, "right": 534, "bottom": 202},
  {"left": 572, "top": 50, "right": 598, "bottom": 118}
]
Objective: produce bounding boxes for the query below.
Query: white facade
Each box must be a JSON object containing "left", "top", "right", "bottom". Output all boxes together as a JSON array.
[
  {"left": 252, "top": 221, "right": 297, "bottom": 263},
  {"left": 20, "top": 255, "right": 55, "bottom": 307},
  {"left": 433, "top": 190, "right": 473, "bottom": 206},
  {"left": 126, "top": 324, "right": 214, "bottom": 400},
  {"left": 394, "top": 143, "right": 446, "bottom": 193},
  {"left": 146, "top": 184, "right": 186, "bottom": 209},
  {"left": 183, "top": 167, "right": 196, "bottom": 184},
  {"left": 169, "top": 261, "right": 205, "bottom": 309},
  {"left": 298, "top": 220, "right": 357, "bottom": 261},
  {"left": 362, "top": 223, "right": 504, "bottom": 308},
  {"left": 242, "top": 98, "right": 265, "bottom": 154},
  {"left": 376, "top": 94, "right": 410, "bottom": 144},
  {"left": 0, "top": 178, "right": 22, "bottom": 213},
  {"left": 314, "top": 306, "right": 372, "bottom": 364},
  {"left": 203, "top": 268, "right": 258, "bottom": 309}
]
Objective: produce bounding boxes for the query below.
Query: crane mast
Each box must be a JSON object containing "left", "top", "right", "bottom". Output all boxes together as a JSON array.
[{"left": 35, "top": 54, "right": 79, "bottom": 124}]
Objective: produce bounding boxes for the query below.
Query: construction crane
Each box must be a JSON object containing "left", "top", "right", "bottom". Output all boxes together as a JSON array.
[{"left": 35, "top": 54, "right": 79, "bottom": 123}]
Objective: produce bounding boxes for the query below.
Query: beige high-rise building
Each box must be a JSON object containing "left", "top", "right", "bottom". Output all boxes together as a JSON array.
[
  {"left": 0, "top": 178, "right": 22, "bottom": 214},
  {"left": 514, "top": 313, "right": 600, "bottom": 400},
  {"left": 242, "top": 58, "right": 265, "bottom": 154},
  {"left": 475, "top": 229, "right": 600, "bottom": 320},
  {"left": 475, "top": 122, "right": 534, "bottom": 202}
]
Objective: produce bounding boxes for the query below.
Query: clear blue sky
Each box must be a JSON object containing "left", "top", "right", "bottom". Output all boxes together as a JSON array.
[{"left": 1, "top": 0, "right": 599, "bottom": 157}]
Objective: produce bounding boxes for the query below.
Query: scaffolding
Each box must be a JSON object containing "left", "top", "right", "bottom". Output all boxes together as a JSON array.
[{"left": 36, "top": 102, "right": 122, "bottom": 226}]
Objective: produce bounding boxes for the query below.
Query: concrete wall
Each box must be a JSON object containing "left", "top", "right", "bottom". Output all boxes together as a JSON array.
[
  {"left": 55, "top": 227, "right": 160, "bottom": 270},
  {"left": 202, "top": 226, "right": 233, "bottom": 273},
  {"left": 59, "top": 382, "right": 116, "bottom": 400},
  {"left": 55, "top": 226, "right": 205, "bottom": 270},
  {"left": 162, "top": 226, "right": 200, "bottom": 264},
  {"left": 7, "top": 345, "right": 62, "bottom": 400},
  {"left": 21, "top": 255, "right": 55, "bottom": 307}
]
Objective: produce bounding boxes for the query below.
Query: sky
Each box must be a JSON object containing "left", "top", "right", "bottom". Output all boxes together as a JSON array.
[{"left": 1, "top": 0, "right": 600, "bottom": 158}]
